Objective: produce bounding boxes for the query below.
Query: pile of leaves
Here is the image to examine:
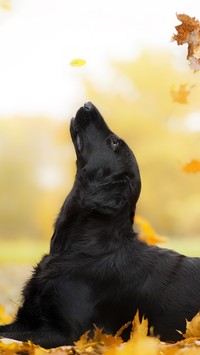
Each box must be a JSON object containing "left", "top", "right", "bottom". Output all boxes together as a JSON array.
[{"left": 2, "top": 310, "right": 200, "bottom": 354}]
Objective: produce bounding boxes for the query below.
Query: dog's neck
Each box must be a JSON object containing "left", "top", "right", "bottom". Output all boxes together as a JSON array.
[{"left": 50, "top": 188, "right": 135, "bottom": 254}]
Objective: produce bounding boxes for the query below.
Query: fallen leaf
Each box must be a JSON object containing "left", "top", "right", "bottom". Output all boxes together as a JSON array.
[
  {"left": 182, "top": 312, "right": 200, "bottom": 338},
  {"left": 172, "top": 14, "right": 200, "bottom": 71},
  {"left": 75, "top": 326, "right": 122, "bottom": 354},
  {"left": 130, "top": 310, "right": 148, "bottom": 341},
  {"left": 135, "top": 216, "right": 167, "bottom": 245},
  {"left": 2, "top": 309, "right": 200, "bottom": 354},
  {"left": 170, "top": 84, "right": 191, "bottom": 104},
  {"left": 70, "top": 59, "right": 86, "bottom": 67},
  {"left": 93, "top": 326, "right": 122, "bottom": 347},
  {"left": 105, "top": 312, "right": 158, "bottom": 355},
  {"left": 115, "top": 321, "right": 132, "bottom": 338},
  {"left": 182, "top": 160, "right": 200, "bottom": 173}
]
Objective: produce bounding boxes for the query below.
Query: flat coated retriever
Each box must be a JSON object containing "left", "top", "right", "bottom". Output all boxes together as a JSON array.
[{"left": 0, "top": 102, "right": 200, "bottom": 348}]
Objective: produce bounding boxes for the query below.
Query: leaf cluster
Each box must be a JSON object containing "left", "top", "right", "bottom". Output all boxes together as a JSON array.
[{"left": 1, "top": 309, "right": 200, "bottom": 354}]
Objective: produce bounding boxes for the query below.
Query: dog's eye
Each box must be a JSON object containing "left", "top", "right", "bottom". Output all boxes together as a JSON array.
[
  {"left": 110, "top": 137, "right": 120, "bottom": 151},
  {"left": 76, "top": 134, "right": 82, "bottom": 151}
]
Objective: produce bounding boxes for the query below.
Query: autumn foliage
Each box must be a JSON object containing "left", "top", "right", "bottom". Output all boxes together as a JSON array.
[
  {"left": 172, "top": 14, "right": 200, "bottom": 71},
  {"left": 0, "top": 8, "right": 200, "bottom": 355},
  {"left": 70, "top": 59, "right": 87, "bottom": 67},
  {"left": 182, "top": 160, "right": 200, "bottom": 174},
  {"left": 135, "top": 216, "right": 167, "bottom": 245},
  {"left": 170, "top": 84, "right": 192, "bottom": 104},
  {"left": 2, "top": 308, "right": 200, "bottom": 354}
]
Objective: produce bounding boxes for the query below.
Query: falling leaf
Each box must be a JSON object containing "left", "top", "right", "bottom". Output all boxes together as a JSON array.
[
  {"left": 170, "top": 84, "right": 191, "bottom": 104},
  {"left": 172, "top": 14, "right": 200, "bottom": 71},
  {"left": 0, "top": 0, "right": 11, "bottom": 10},
  {"left": 135, "top": 216, "right": 167, "bottom": 245},
  {"left": 182, "top": 160, "right": 200, "bottom": 173},
  {"left": 70, "top": 58, "right": 86, "bottom": 67}
]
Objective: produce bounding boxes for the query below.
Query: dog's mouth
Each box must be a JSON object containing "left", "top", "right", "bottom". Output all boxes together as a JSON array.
[
  {"left": 70, "top": 117, "right": 82, "bottom": 152},
  {"left": 70, "top": 102, "right": 111, "bottom": 156},
  {"left": 70, "top": 102, "right": 97, "bottom": 152}
]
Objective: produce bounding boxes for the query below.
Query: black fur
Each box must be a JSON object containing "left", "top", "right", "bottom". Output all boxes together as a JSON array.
[{"left": 0, "top": 102, "right": 200, "bottom": 348}]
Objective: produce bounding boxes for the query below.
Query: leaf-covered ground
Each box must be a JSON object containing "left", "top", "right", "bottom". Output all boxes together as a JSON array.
[
  {"left": 2, "top": 232, "right": 200, "bottom": 354},
  {"left": 1, "top": 263, "right": 200, "bottom": 354},
  {"left": 1, "top": 309, "right": 200, "bottom": 354}
]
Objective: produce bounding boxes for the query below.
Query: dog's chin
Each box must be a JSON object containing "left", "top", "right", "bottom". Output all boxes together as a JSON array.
[
  {"left": 70, "top": 117, "right": 79, "bottom": 152},
  {"left": 70, "top": 117, "right": 77, "bottom": 138}
]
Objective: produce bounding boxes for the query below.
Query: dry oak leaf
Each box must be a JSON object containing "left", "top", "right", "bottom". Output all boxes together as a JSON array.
[
  {"left": 70, "top": 58, "right": 86, "bottom": 67},
  {"left": 170, "top": 84, "right": 191, "bottom": 104},
  {"left": 135, "top": 216, "right": 167, "bottom": 246},
  {"left": 172, "top": 14, "right": 200, "bottom": 71},
  {"left": 182, "top": 160, "right": 200, "bottom": 173}
]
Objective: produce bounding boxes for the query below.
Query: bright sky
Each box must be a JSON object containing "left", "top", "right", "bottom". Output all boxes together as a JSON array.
[{"left": 0, "top": 0, "right": 199, "bottom": 118}]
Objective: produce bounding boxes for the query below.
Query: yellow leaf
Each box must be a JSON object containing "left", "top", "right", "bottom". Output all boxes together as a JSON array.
[
  {"left": 0, "top": 339, "right": 46, "bottom": 355},
  {"left": 105, "top": 312, "right": 158, "bottom": 355},
  {"left": 126, "top": 338, "right": 158, "bottom": 355},
  {"left": 135, "top": 216, "right": 167, "bottom": 246},
  {"left": 93, "top": 326, "right": 122, "bottom": 347},
  {"left": 172, "top": 14, "right": 200, "bottom": 71},
  {"left": 182, "top": 160, "right": 200, "bottom": 174},
  {"left": 131, "top": 310, "right": 148, "bottom": 341},
  {"left": 74, "top": 331, "right": 92, "bottom": 351},
  {"left": 170, "top": 84, "right": 191, "bottom": 104},
  {"left": 70, "top": 58, "right": 86, "bottom": 67},
  {"left": 0, "top": 0, "right": 11, "bottom": 10},
  {"left": 75, "top": 326, "right": 122, "bottom": 353},
  {"left": 0, "top": 305, "right": 13, "bottom": 324},
  {"left": 182, "top": 312, "right": 200, "bottom": 338},
  {"left": 107, "top": 338, "right": 159, "bottom": 355},
  {"left": 115, "top": 321, "right": 132, "bottom": 338}
]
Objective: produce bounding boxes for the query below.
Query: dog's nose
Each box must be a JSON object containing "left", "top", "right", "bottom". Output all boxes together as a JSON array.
[{"left": 84, "top": 102, "right": 93, "bottom": 110}]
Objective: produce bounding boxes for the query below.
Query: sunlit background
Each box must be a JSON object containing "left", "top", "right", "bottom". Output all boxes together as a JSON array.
[{"left": 0, "top": 0, "right": 200, "bottom": 310}]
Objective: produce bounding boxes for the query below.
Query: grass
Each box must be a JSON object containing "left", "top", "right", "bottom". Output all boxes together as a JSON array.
[
  {"left": 164, "top": 238, "right": 200, "bottom": 257},
  {"left": 0, "top": 240, "right": 49, "bottom": 265},
  {"left": 0, "top": 236, "right": 200, "bottom": 312},
  {"left": 0, "top": 237, "right": 200, "bottom": 265}
]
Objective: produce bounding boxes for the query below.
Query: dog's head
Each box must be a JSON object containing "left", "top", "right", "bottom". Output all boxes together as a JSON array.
[{"left": 70, "top": 102, "right": 141, "bottom": 219}]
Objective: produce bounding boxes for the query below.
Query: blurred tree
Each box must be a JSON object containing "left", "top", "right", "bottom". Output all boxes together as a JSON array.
[
  {"left": 0, "top": 49, "right": 199, "bottom": 241},
  {"left": 0, "top": 117, "right": 75, "bottom": 240},
  {"left": 82, "top": 50, "right": 200, "bottom": 236}
]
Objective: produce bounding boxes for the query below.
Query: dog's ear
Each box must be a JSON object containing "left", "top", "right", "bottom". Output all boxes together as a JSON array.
[{"left": 80, "top": 180, "right": 131, "bottom": 216}]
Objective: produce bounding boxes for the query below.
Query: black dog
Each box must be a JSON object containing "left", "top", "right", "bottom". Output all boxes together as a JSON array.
[{"left": 0, "top": 102, "right": 199, "bottom": 348}]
